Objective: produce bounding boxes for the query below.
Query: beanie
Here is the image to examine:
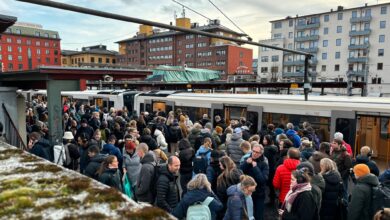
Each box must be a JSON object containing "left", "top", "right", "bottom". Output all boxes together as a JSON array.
[
  {"left": 296, "top": 161, "right": 315, "bottom": 176},
  {"left": 353, "top": 164, "right": 370, "bottom": 178}
]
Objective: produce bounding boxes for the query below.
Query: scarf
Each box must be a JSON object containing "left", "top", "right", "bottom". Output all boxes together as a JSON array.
[{"left": 282, "top": 182, "right": 312, "bottom": 212}]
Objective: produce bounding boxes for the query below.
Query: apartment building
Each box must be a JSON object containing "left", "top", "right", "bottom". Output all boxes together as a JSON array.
[
  {"left": 258, "top": 3, "right": 390, "bottom": 95},
  {"left": 61, "top": 45, "right": 118, "bottom": 67}
]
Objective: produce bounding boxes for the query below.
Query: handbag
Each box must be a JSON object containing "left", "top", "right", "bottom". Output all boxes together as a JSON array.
[{"left": 123, "top": 174, "right": 133, "bottom": 199}]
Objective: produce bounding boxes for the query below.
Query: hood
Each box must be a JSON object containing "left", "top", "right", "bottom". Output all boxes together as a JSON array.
[
  {"left": 231, "top": 133, "right": 242, "bottom": 141},
  {"left": 182, "top": 188, "right": 211, "bottom": 204},
  {"left": 91, "top": 154, "right": 108, "bottom": 163},
  {"left": 283, "top": 158, "right": 300, "bottom": 171},
  {"left": 380, "top": 169, "right": 390, "bottom": 183},
  {"left": 286, "top": 129, "right": 296, "bottom": 136},
  {"left": 190, "top": 128, "right": 201, "bottom": 135},
  {"left": 141, "top": 152, "right": 155, "bottom": 164},
  {"left": 154, "top": 129, "right": 163, "bottom": 136},
  {"left": 226, "top": 184, "right": 243, "bottom": 197},
  {"left": 356, "top": 155, "right": 370, "bottom": 164},
  {"left": 37, "top": 138, "right": 52, "bottom": 148},
  {"left": 358, "top": 173, "right": 379, "bottom": 186},
  {"left": 323, "top": 170, "right": 341, "bottom": 185},
  {"left": 312, "top": 151, "right": 328, "bottom": 161},
  {"left": 159, "top": 164, "right": 174, "bottom": 180}
]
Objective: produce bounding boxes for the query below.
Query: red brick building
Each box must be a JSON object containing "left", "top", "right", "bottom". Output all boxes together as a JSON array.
[
  {"left": 116, "top": 18, "right": 252, "bottom": 75},
  {"left": 0, "top": 22, "right": 61, "bottom": 72}
]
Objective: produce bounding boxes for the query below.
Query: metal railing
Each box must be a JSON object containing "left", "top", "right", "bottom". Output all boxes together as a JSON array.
[{"left": 1, "top": 103, "right": 26, "bottom": 150}]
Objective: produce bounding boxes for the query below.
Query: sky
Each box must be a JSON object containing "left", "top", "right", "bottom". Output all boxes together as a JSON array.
[{"left": 0, "top": 0, "right": 386, "bottom": 58}]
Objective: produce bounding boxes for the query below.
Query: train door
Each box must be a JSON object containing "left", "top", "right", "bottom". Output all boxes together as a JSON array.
[
  {"left": 92, "top": 97, "right": 109, "bottom": 110},
  {"left": 330, "top": 110, "right": 356, "bottom": 155},
  {"left": 144, "top": 100, "right": 152, "bottom": 113},
  {"left": 211, "top": 104, "right": 224, "bottom": 127},
  {"left": 356, "top": 116, "right": 390, "bottom": 161},
  {"left": 151, "top": 100, "right": 174, "bottom": 116},
  {"left": 247, "top": 106, "right": 263, "bottom": 134}
]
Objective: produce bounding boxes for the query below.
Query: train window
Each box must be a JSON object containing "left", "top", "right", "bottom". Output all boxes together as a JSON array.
[
  {"left": 108, "top": 101, "right": 114, "bottom": 109},
  {"left": 336, "top": 118, "right": 356, "bottom": 152},
  {"left": 213, "top": 109, "right": 225, "bottom": 125},
  {"left": 94, "top": 98, "right": 104, "bottom": 109},
  {"left": 247, "top": 111, "right": 259, "bottom": 134},
  {"left": 139, "top": 103, "right": 144, "bottom": 112},
  {"left": 225, "top": 106, "right": 246, "bottom": 120},
  {"left": 153, "top": 102, "right": 166, "bottom": 112},
  {"left": 145, "top": 103, "right": 152, "bottom": 113},
  {"left": 123, "top": 94, "right": 135, "bottom": 111},
  {"left": 176, "top": 106, "right": 210, "bottom": 123}
]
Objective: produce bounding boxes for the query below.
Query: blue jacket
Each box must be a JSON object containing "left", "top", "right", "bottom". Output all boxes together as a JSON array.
[
  {"left": 240, "top": 154, "right": 269, "bottom": 198},
  {"left": 223, "top": 184, "right": 248, "bottom": 220},
  {"left": 172, "top": 188, "right": 223, "bottom": 220},
  {"left": 102, "top": 143, "right": 123, "bottom": 168},
  {"left": 379, "top": 169, "right": 390, "bottom": 183},
  {"left": 286, "top": 129, "right": 301, "bottom": 148},
  {"left": 196, "top": 146, "right": 212, "bottom": 165}
]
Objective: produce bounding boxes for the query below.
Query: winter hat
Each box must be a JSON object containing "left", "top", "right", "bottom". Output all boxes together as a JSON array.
[
  {"left": 353, "top": 164, "right": 370, "bottom": 178},
  {"left": 215, "top": 126, "right": 223, "bottom": 134},
  {"left": 296, "top": 162, "right": 315, "bottom": 176},
  {"left": 125, "top": 140, "right": 136, "bottom": 151},
  {"left": 234, "top": 127, "right": 242, "bottom": 134},
  {"left": 275, "top": 128, "right": 284, "bottom": 135},
  {"left": 81, "top": 118, "right": 88, "bottom": 124},
  {"left": 63, "top": 131, "right": 74, "bottom": 140}
]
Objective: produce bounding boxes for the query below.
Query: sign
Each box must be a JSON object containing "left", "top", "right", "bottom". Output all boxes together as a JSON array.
[{"left": 290, "top": 83, "right": 299, "bottom": 89}]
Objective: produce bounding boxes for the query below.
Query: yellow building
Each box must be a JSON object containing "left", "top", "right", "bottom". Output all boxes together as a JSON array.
[{"left": 61, "top": 45, "right": 118, "bottom": 67}]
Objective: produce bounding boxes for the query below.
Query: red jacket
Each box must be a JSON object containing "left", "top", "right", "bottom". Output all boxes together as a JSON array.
[
  {"left": 342, "top": 140, "right": 353, "bottom": 156},
  {"left": 273, "top": 158, "right": 300, "bottom": 203}
]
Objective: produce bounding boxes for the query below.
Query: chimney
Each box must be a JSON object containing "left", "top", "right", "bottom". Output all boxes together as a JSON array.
[{"left": 337, "top": 6, "right": 344, "bottom": 11}]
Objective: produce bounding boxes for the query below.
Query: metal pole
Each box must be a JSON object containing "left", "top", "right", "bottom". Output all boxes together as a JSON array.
[
  {"left": 17, "top": 0, "right": 313, "bottom": 56},
  {"left": 304, "top": 55, "right": 310, "bottom": 101}
]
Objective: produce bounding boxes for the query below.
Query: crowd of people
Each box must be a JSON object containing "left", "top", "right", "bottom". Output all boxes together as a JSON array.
[{"left": 21, "top": 99, "right": 390, "bottom": 220}]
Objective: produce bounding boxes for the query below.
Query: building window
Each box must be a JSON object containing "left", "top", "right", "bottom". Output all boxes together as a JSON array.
[
  {"left": 335, "top": 52, "right": 340, "bottom": 59},
  {"left": 378, "top": 63, "right": 383, "bottom": 70},
  {"left": 271, "top": 55, "right": 279, "bottom": 62},
  {"left": 91, "top": 57, "right": 95, "bottom": 63},
  {"left": 324, "top": 27, "right": 328, "bottom": 35},
  {"left": 273, "top": 33, "right": 282, "bottom": 39},
  {"left": 16, "top": 39, "right": 21, "bottom": 44},
  {"left": 216, "top": 50, "right": 226, "bottom": 56},
  {"left": 378, "top": 49, "right": 384, "bottom": 56},
  {"left": 261, "top": 67, "right": 268, "bottom": 73},
  {"left": 45, "top": 42, "right": 49, "bottom": 47},
  {"left": 8, "top": 55, "right": 12, "bottom": 61},
  {"left": 335, "top": 64, "right": 340, "bottom": 71},
  {"left": 35, "top": 31, "right": 40, "bottom": 37},
  {"left": 18, "top": 64, "right": 23, "bottom": 70},
  {"left": 44, "top": 33, "right": 49, "bottom": 38},
  {"left": 288, "top": 32, "right": 293, "bottom": 38},
  {"left": 185, "top": 44, "right": 194, "bottom": 49},
  {"left": 197, "top": 42, "right": 207, "bottom": 47},
  {"left": 336, "top": 39, "right": 341, "bottom": 46},
  {"left": 372, "top": 77, "right": 382, "bottom": 84},
  {"left": 271, "top": 66, "right": 278, "bottom": 73},
  {"left": 352, "top": 11, "right": 357, "bottom": 18},
  {"left": 27, "top": 40, "right": 31, "bottom": 45},
  {"left": 289, "top": 20, "right": 293, "bottom": 27},
  {"left": 288, "top": 43, "right": 293, "bottom": 49},
  {"left": 381, "top": 6, "right": 387, "bottom": 14},
  {"left": 185, "top": 53, "right": 193, "bottom": 58},
  {"left": 54, "top": 58, "right": 58, "bottom": 64},
  {"left": 45, "top": 49, "right": 50, "bottom": 55},
  {"left": 46, "top": 57, "right": 50, "bottom": 63},
  {"left": 336, "top": 26, "right": 342, "bottom": 33},
  {"left": 261, "top": 56, "right": 268, "bottom": 62},
  {"left": 17, "top": 55, "right": 22, "bottom": 62},
  {"left": 8, "top": 63, "right": 13, "bottom": 70},
  {"left": 106, "top": 58, "right": 110, "bottom": 63},
  {"left": 37, "top": 49, "right": 41, "bottom": 55},
  {"left": 380, "top": 21, "right": 386, "bottom": 29},
  {"left": 379, "top": 35, "right": 385, "bottom": 43},
  {"left": 322, "top": 53, "right": 327, "bottom": 60},
  {"left": 36, "top": 41, "right": 41, "bottom": 46},
  {"left": 337, "top": 13, "right": 343, "bottom": 20},
  {"left": 98, "top": 58, "right": 102, "bottom": 63},
  {"left": 240, "top": 52, "right": 244, "bottom": 58},
  {"left": 321, "top": 65, "right": 326, "bottom": 71},
  {"left": 54, "top": 50, "right": 58, "bottom": 55},
  {"left": 185, "top": 34, "right": 194, "bottom": 39},
  {"left": 274, "top": 22, "right": 282, "bottom": 29},
  {"left": 6, "top": 38, "right": 11, "bottom": 43},
  {"left": 323, "top": 40, "right": 328, "bottom": 47},
  {"left": 324, "top": 14, "right": 329, "bottom": 22},
  {"left": 7, "top": 46, "right": 12, "bottom": 52},
  {"left": 17, "top": 47, "right": 22, "bottom": 53}
]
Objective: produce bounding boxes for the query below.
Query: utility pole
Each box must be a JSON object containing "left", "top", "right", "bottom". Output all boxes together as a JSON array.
[{"left": 303, "top": 55, "right": 311, "bottom": 101}]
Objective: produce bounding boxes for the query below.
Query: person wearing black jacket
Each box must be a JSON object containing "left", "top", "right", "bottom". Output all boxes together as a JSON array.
[
  {"left": 84, "top": 146, "right": 107, "bottom": 180},
  {"left": 28, "top": 132, "right": 52, "bottom": 161},
  {"left": 140, "top": 128, "right": 158, "bottom": 151},
  {"left": 97, "top": 155, "right": 123, "bottom": 192},
  {"left": 178, "top": 139, "right": 194, "bottom": 196},
  {"left": 206, "top": 150, "right": 224, "bottom": 193},
  {"left": 156, "top": 156, "right": 181, "bottom": 213},
  {"left": 135, "top": 144, "right": 156, "bottom": 204},
  {"left": 240, "top": 144, "right": 269, "bottom": 220},
  {"left": 263, "top": 134, "right": 278, "bottom": 205}
]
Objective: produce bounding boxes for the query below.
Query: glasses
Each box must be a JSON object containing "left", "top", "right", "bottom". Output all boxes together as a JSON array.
[{"left": 252, "top": 150, "right": 261, "bottom": 154}]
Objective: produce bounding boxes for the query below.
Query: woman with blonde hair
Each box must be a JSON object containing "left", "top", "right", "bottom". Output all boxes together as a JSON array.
[
  {"left": 224, "top": 175, "right": 257, "bottom": 220},
  {"left": 172, "top": 174, "right": 223, "bottom": 220},
  {"left": 319, "top": 158, "right": 343, "bottom": 220}
]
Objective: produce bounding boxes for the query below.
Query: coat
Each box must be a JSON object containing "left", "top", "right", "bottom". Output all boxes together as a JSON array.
[
  {"left": 156, "top": 165, "right": 180, "bottom": 212},
  {"left": 84, "top": 154, "right": 107, "bottom": 180},
  {"left": 331, "top": 147, "right": 352, "bottom": 180},
  {"left": 320, "top": 170, "right": 342, "bottom": 220},
  {"left": 102, "top": 143, "right": 123, "bottom": 169},
  {"left": 223, "top": 184, "right": 249, "bottom": 220},
  {"left": 98, "top": 168, "right": 123, "bottom": 192},
  {"left": 348, "top": 174, "right": 379, "bottom": 220},
  {"left": 140, "top": 134, "right": 158, "bottom": 151},
  {"left": 281, "top": 190, "right": 319, "bottom": 220},
  {"left": 353, "top": 155, "right": 380, "bottom": 176},
  {"left": 309, "top": 151, "right": 329, "bottom": 174},
  {"left": 179, "top": 144, "right": 195, "bottom": 174},
  {"left": 135, "top": 152, "right": 156, "bottom": 203},
  {"left": 123, "top": 150, "right": 141, "bottom": 187},
  {"left": 273, "top": 158, "right": 300, "bottom": 203},
  {"left": 240, "top": 154, "right": 269, "bottom": 198},
  {"left": 154, "top": 129, "right": 168, "bottom": 151},
  {"left": 172, "top": 188, "right": 223, "bottom": 220},
  {"left": 216, "top": 168, "right": 242, "bottom": 206},
  {"left": 188, "top": 128, "right": 201, "bottom": 149},
  {"left": 226, "top": 133, "right": 244, "bottom": 165}
]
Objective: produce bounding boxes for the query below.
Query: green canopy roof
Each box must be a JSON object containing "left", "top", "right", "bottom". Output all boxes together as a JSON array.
[{"left": 147, "top": 66, "right": 221, "bottom": 82}]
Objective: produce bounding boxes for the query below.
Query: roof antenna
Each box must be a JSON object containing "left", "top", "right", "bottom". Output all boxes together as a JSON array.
[{"left": 181, "top": 6, "right": 185, "bottom": 18}]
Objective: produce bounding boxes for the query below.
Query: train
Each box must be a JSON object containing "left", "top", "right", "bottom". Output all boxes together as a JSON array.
[{"left": 20, "top": 89, "right": 390, "bottom": 161}]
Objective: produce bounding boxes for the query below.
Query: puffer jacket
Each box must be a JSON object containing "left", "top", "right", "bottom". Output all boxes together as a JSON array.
[
  {"left": 84, "top": 154, "right": 107, "bottom": 180},
  {"left": 240, "top": 154, "right": 269, "bottom": 198},
  {"left": 348, "top": 174, "right": 379, "bottom": 220},
  {"left": 226, "top": 133, "right": 244, "bottom": 165},
  {"left": 154, "top": 129, "right": 168, "bottom": 151},
  {"left": 156, "top": 165, "right": 180, "bottom": 212},
  {"left": 273, "top": 158, "right": 300, "bottom": 203},
  {"left": 309, "top": 151, "right": 329, "bottom": 174},
  {"left": 285, "top": 129, "right": 301, "bottom": 148},
  {"left": 98, "top": 168, "right": 123, "bottom": 192},
  {"left": 178, "top": 141, "right": 195, "bottom": 174},
  {"left": 223, "top": 184, "right": 249, "bottom": 220},
  {"left": 188, "top": 128, "right": 201, "bottom": 149},
  {"left": 135, "top": 152, "right": 156, "bottom": 203},
  {"left": 320, "top": 170, "right": 342, "bottom": 220},
  {"left": 140, "top": 134, "right": 158, "bottom": 151},
  {"left": 123, "top": 150, "right": 141, "bottom": 187}
]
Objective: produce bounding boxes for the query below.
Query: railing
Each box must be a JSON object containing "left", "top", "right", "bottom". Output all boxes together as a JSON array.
[
  {"left": 349, "top": 29, "right": 371, "bottom": 37},
  {"left": 347, "top": 57, "right": 369, "bottom": 63},
  {"left": 347, "top": 71, "right": 365, "bottom": 77},
  {"left": 295, "top": 35, "right": 319, "bottom": 42},
  {"left": 350, "top": 15, "right": 372, "bottom": 23},
  {"left": 348, "top": 43, "right": 370, "bottom": 50},
  {"left": 296, "top": 22, "right": 320, "bottom": 30},
  {"left": 1, "top": 103, "right": 26, "bottom": 150}
]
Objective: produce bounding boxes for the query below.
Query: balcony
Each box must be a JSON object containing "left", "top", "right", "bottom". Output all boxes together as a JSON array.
[
  {"left": 295, "top": 35, "right": 320, "bottom": 42},
  {"left": 347, "top": 57, "right": 368, "bottom": 63},
  {"left": 284, "top": 60, "right": 305, "bottom": 66},
  {"left": 296, "top": 22, "right": 320, "bottom": 30},
  {"left": 349, "top": 29, "right": 371, "bottom": 37},
  {"left": 350, "top": 15, "right": 372, "bottom": 23},
  {"left": 346, "top": 70, "right": 365, "bottom": 77},
  {"left": 282, "top": 71, "right": 317, "bottom": 78},
  {"left": 348, "top": 43, "right": 370, "bottom": 50},
  {"left": 298, "top": 47, "right": 319, "bottom": 53}
]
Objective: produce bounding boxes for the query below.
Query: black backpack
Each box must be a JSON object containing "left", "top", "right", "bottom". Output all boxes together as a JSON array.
[
  {"left": 193, "top": 150, "right": 210, "bottom": 174},
  {"left": 371, "top": 183, "right": 390, "bottom": 216}
]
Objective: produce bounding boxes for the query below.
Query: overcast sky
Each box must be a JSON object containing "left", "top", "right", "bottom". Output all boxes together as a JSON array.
[{"left": 0, "top": 0, "right": 385, "bottom": 57}]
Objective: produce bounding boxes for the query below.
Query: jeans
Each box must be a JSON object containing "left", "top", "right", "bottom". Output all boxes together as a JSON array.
[{"left": 342, "top": 176, "right": 349, "bottom": 202}]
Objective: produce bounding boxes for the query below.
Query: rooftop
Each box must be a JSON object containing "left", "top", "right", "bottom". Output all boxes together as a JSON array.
[
  {"left": 61, "top": 45, "right": 118, "bottom": 56},
  {"left": 0, "top": 14, "right": 17, "bottom": 33},
  {"left": 3, "top": 23, "right": 60, "bottom": 40}
]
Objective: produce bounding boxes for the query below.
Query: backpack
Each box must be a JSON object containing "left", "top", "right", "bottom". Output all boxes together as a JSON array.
[
  {"left": 186, "top": 197, "right": 214, "bottom": 220},
  {"left": 193, "top": 150, "right": 210, "bottom": 174},
  {"left": 371, "top": 183, "right": 390, "bottom": 216}
]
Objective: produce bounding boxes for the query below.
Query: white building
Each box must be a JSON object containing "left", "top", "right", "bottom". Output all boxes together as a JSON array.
[{"left": 258, "top": 3, "right": 390, "bottom": 96}]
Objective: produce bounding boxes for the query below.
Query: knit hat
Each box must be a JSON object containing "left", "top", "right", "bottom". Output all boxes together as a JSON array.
[
  {"left": 215, "top": 126, "right": 223, "bottom": 134},
  {"left": 353, "top": 164, "right": 370, "bottom": 178},
  {"left": 125, "top": 140, "right": 136, "bottom": 151},
  {"left": 234, "top": 127, "right": 242, "bottom": 134},
  {"left": 275, "top": 128, "right": 284, "bottom": 135}
]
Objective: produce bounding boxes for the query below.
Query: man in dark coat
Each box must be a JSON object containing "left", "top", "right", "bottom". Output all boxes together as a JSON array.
[
  {"left": 353, "top": 146, "right": 380, "bottom": 176},
  {"left": 84, "top": 146, "right": 107, "bottom": 180},
  {"left": 240, "top": 144, "right": 269, "bottom": 220},
  {"left": 135, "top": 143, "right": 156, "bottom": 204},
  {"left": 75, "top": 119, "right": 94, "bottom": 140},
  {"left": 156, "top": 156, "right": 181, "bottom": 212},
  {"left": 27, "top": 132, "right": 53, "bottom": 161},
  {"left": 178, "top": 139, "right": 194, "bottom": 196}
]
